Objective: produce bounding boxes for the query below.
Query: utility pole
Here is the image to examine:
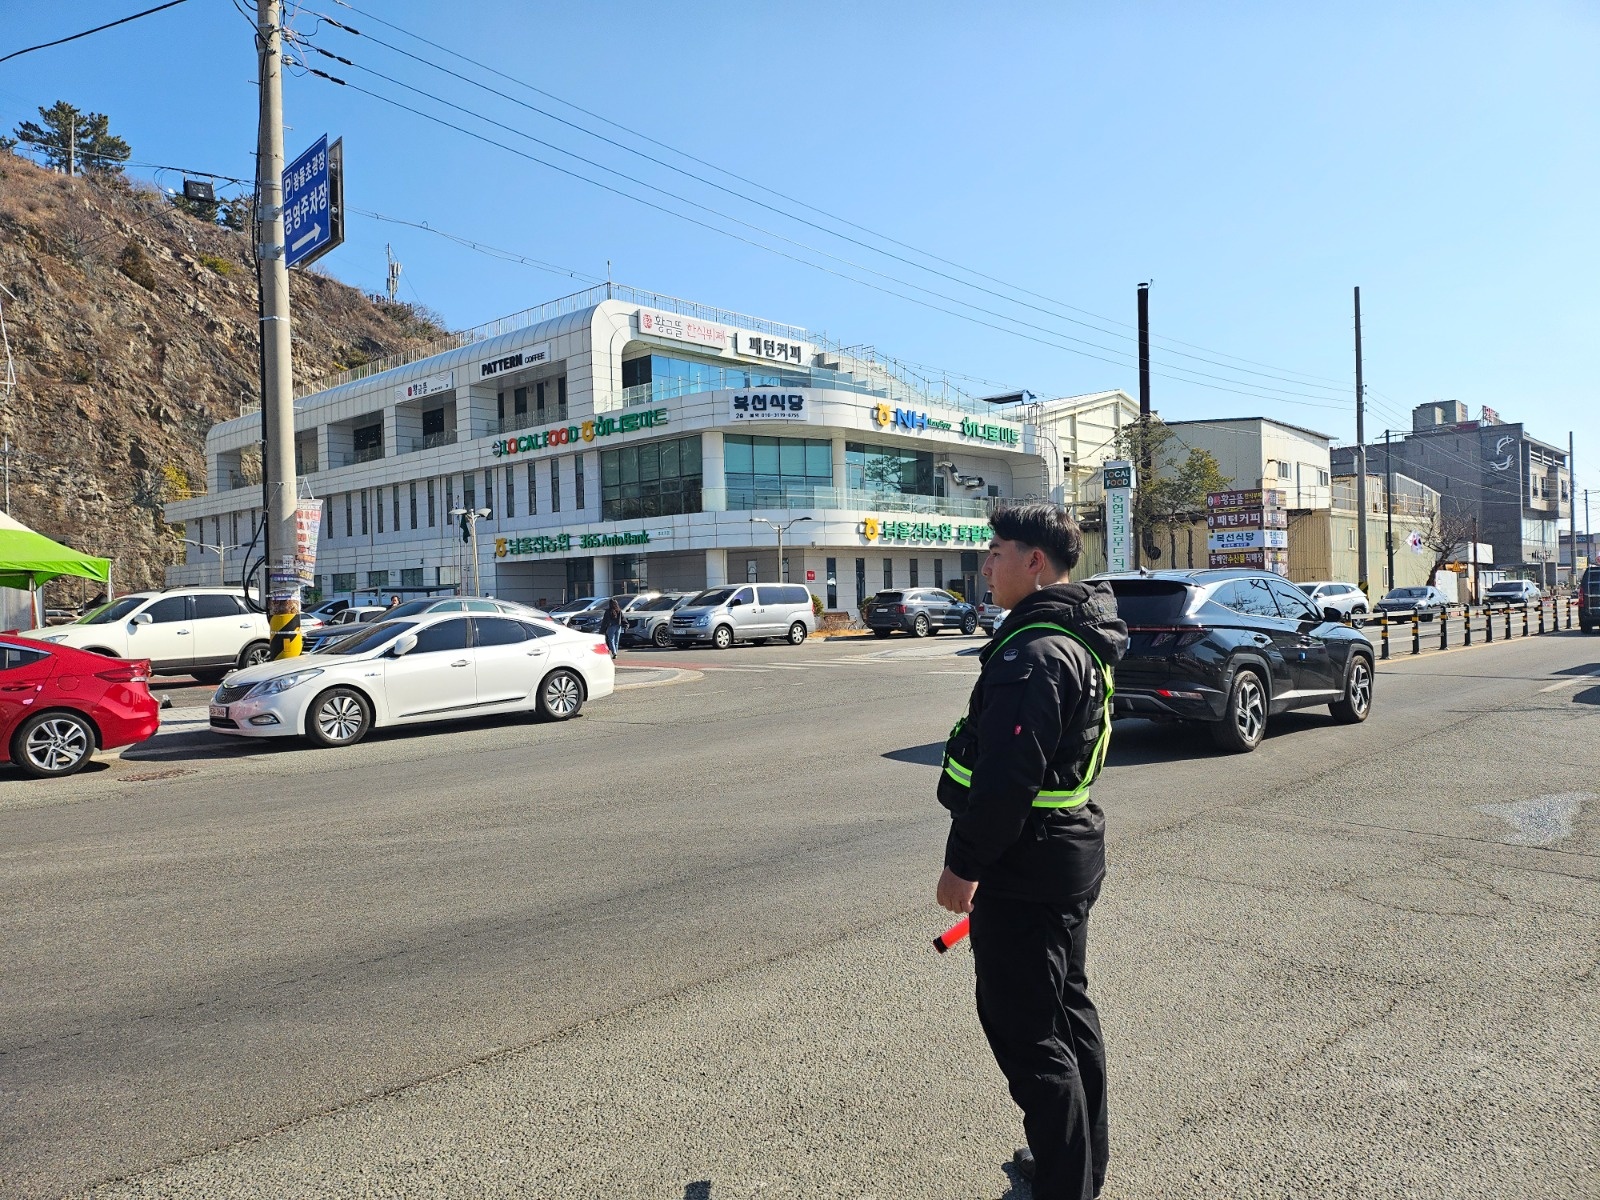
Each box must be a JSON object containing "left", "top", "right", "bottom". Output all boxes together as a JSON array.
[
  {"left": 1569, "top": 432, "right": 1577, "bottom": 587},
  {"left": 1354, "top": 286, "right": 1369, "bottom": 595},
  {"left": 386, "top": 244, "right": 401, "bottom": 303},
  {"left": 1384, "top": 429, "right": 1396, "bottom": 591},
  {"left": 256, "top": 0, "right": 301, "bottom": 657},
  {"left": 1135, "top": 281, "right": 1151, "bottom": 569},
  {"left": 1470, "top": 516, "right": 1479, "bottom": 603}
]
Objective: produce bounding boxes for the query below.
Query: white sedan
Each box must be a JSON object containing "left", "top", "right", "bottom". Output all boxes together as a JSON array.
[{"left": 207, "top": 611, "right": 614, "bottom": 747}]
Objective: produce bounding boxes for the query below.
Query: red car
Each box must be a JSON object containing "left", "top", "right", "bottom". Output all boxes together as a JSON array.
[{"left": 0, "top": 637, "right": 160, "bottom": 778}]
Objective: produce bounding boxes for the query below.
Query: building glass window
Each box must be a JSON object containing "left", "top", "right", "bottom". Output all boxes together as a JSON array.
[
  {"left": 367, "top": 570, "right": 389, "bottom": 589},
  {"left": 332, "top": 571, "right": 356, "bottom": 593},
  {"left": 557, "top": 377, "right": 568, "bottom": 420},
  {"left": 909, "top": 558, "right": 919, "bottom": 587},
  {"left": 845, "top": 442, "right": 939, "bottom": 497},
  {"left": 426, "top": 479, "right": 435, "bottom": 527},
  {"left": 600, "top": 435, "right": 703, "bottom": 520},
  {"left": 360, "top": 490, "right": 369, "bottom": 536},
  {"left": 575, "top": 454, "right": 586, "bottom": 509},
  {"left": 344, "top": 493, "right": 353, "bottom": 538},
  {"left": 514, "top": 387, "right": 528, "bottom": 418},
  {"left": 353, "top": 422, "right": 383, "bottom": 463},
  {"left": 883, "top": 558, "right": 893, "bottom": 589},
  {"left": 825, "top": 556, "right": 838, "bottom": 609},
  {"left": 484, "top": 471, "right": 494, "bottom": 515},
  {"left": 505, "top": 468, "right": 515, "bottom": 518},
  {"left": 422, "top": 408, "right": 446, "bottom": 436},
  {"left": 934, "top": 558, "right": 944, "bottom": 588},
  {"left": 723, "top": 435, "right": 832, "bottom": 507},
  {"left": 446, "top": 477, "right": 455, "bottom": 515},
  {"left": 463, "top": 474, "right": 476, "bottom": 513},
  {"left": 393, "top": 489, "right": 400, "bottom": 532},
  {"left": 855, "top": 558, "right": 867, "bottom": 610},
  {"left": 536, "top": 381, "right": 547, "bottom": 422},
  {"left": 324, "top": 500, "right": 333, "bottom": 538},
  {"left": 551, "top": 458, "right": 561, "bottom": 513},
  {"left": 230, "top": 511, "right": 238, "bottom": 545},
  {"left": 400, "top": 567, "right": 424, "bottom": 588},
  {"left": 622, "top": 353, "right": 789, "bottom": 403},
  {"left": 527, "top": 462, "right": 538, "bottom": 515},
  {"left": 376, "top": 488, "right": 384, "bottom": 534}
]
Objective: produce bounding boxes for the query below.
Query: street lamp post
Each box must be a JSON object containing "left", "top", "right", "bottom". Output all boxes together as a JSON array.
[
  {"left": 181, "top": 537, "right": 238, "bottom": 586},
  {"left": 449, "top": 507, "right": 492, "bottom": 595},
  {"left": 749, "top": 515, "right": 812, "bottom": 582}
]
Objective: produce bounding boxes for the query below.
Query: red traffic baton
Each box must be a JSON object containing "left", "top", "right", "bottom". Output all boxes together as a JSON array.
[{"left": 933, "top": 914, "right": 970, "bottom": 953}]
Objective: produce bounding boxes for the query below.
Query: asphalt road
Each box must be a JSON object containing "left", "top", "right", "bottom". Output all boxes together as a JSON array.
[{"left": 1, "top": 629, "right": 1597, "bottom": 1199}]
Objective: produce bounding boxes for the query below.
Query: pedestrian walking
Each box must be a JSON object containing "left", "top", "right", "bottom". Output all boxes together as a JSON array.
[
  {"left": 935, "top": 503, "right": 1127, "bottom": 1200},
  {"left": 601, "top": 597, "right": 624, "bottom": 658},
  {"left": 385, "top": 594, "right": 401, "bottom": 612}
]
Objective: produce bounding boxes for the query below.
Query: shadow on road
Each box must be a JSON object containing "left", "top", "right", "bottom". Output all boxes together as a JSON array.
[
  {"left": 882, "top": 742, "right": 945, "bottom": 767},
  {"left": 1571, "top": 685, "right": 1600, "bottom": 706}
]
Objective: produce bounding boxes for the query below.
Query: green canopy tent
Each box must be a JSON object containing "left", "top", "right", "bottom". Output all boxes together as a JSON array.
[{"left": 0, "top": 511, "right": 111, "bottom": 629}]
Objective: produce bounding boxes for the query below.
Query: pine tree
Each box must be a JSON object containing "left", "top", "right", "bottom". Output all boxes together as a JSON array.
[{"left": 13, "top": 102, "right": 131, "bottom": 175}]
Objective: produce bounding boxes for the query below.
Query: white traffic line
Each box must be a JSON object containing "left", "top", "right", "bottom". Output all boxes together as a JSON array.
[{"left": 1537, "top": 675, "right": 1600, "bottom": 693}]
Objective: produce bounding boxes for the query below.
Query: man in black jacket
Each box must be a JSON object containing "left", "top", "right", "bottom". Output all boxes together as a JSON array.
[{"left": 936, "top": 502, "right": 1127, "bottom": 1200}]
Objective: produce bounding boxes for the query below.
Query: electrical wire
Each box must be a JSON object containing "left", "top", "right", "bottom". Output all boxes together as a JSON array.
[
  {"left": 0, "top": 0, "right": 191, "bottom": 65},
  {"left": 320, "top": 0, "right": 1355, "bottom": 395},
  {"left": 301, "top": 64, "right": 1349, "bottom": 413}
]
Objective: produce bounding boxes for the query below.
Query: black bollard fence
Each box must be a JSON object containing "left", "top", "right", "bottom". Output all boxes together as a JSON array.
[
  {"left": 1464, "top": 605, "right": 1473, "bottom": 646},
  {"left": 1505, "top": 605, "right": 1513, "bottom": 640},
  {"left": 1380, "top": 615, "right": 1390, "bottom": 660},
  {"left": 1411, "top": 612, "right": 1421, "bottom": 655},
  {"left": 1440, "top": 609, "right": 1449, "bottom": 650}
]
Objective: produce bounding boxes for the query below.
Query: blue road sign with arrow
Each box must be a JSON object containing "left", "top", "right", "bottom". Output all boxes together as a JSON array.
[{"left": 282, "top": 134, "right": 344, "bottom": 269}]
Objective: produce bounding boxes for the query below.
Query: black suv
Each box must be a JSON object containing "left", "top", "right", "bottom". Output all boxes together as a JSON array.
[
  {"left": 1579, "top": 566, "right": 1600, "bottom": 633},
  {"left": 866, "top": 588, "right": 979, "bottom": 637},
  {"left": 1102, "top": 569, "right": 1375, "bottom": 752}
]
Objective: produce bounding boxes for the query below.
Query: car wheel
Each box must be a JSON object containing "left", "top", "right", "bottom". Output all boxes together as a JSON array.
[
  {"left": 84, "top": 647, "right": 118, "bottom": 659},
  {"left": 536, "top": 669, "right": 585, "bottom": 720},
  {"left": 1210, "top": 668, "right": 1267, "bottom": 753},
  {"left": 238, "top": 641, "right": 272, "bottom": 669},
  {"left": 912, "top": 613, "right": 931, "bottom": 638},
  {"left": 712, "top": 624, "right": 734, "bottom": 650},
  {"left": 1329, "top": 654, "right": 1374, "bottom": 724},
  {"left": 872, "top": 628, "right": 893, "bottom": 638},
  {"left": 652, "top": 624, "right": 673, "bottom": 648},
  {"left": 961, "top": 613, "right": 978, "bottom": 635},
  {"left": 305, "top": 687, "right": 372, "bottom": 747},
  {"left": 12, "top": 711, "right": 96, "bottom": 778},
  {"left": 787, "top": 621, "right": 808, "bottom": 645}
]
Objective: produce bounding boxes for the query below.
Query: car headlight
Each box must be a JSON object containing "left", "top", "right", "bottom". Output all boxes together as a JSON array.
[
  {"left": 40, "top": 633, "right": 70, "bottom": 643},
  {"left": 246, "top": 668, "right": 324, "bottom": 699}
]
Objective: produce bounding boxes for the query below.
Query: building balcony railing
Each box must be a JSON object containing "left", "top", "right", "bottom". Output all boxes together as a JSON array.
[
  {"left": 409, "top": 430, "right": 458, "bottom": 452},
  {"left": 495, "top": 410, "right": 565, "bottom": 434},
  {"left": 703, "top": 485, "right": 992, "bottom": 518},
  {"left": 295, "top": 455, "right": 319, "bottom": 475},
  {"left": 338, "top": 445, "right": 385, "bottom": 467}
]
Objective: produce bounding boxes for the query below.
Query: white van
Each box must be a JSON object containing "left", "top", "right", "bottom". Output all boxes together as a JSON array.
[{"left": 667, "top": 583, "right": 817, "bottom": 649}]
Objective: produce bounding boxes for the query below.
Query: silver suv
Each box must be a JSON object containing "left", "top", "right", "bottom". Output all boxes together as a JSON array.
[
  {"left": 668, "top": 584, "right": 817, "bottom": 649},
  {"left": 623, "top": 593, "right": 694, "bottom": 647}
]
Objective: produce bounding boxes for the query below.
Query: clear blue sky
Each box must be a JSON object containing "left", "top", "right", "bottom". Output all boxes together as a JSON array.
[{"left": 3, "top": 2, "right": 1597, "bottom": 489}]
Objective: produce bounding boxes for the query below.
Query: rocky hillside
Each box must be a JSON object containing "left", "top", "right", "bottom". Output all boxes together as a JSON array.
[{"left": 0, "top": 149, "right": 448, "bottom": 599}]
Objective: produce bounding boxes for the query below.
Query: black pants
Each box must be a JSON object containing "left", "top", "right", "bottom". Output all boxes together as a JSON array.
[{"left": 970, "top": 887, "right": 1107, "bottom": 1200}]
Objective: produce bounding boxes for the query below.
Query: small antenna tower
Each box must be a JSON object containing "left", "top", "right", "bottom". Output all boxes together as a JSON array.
[{"left": 386, "top": 244, "right": 402, "bottom": 303}]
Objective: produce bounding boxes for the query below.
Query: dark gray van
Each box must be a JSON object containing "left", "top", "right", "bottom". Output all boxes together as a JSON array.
[{"left": 668, "top": 583, "right": 817, "bottom": 649}]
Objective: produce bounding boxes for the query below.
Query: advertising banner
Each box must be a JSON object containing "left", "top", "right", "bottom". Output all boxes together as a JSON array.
[
  {"left": 638, "top": 308, "right": 729, "bottom": 350},
  {"left": 294, "top": 499, "right": 323, "bottom": 583},
  {"left": 1208, "top": 528, "right": 1289, "bottom": 552},
  {"left": 1105, "top": 460, "right": 1135, "bottom": 572},
  {"left": 1208, "top": 548, "right": 1290, "bottom": 572},
  {"left": 1206, "top": 508, "right": 1288, "bottom": 531},
  {"left": 1206, "top": 488, "right": 1285, "bottom": 513}
]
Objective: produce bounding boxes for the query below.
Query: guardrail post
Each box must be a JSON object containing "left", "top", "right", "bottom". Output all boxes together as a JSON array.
[
  {"left": 1440, "top": 610, "right": 1449, "bottom": 650},
  {"left": 1538, "top": 600, "right": 1546, "bottom": 634},
  {"left": 1522, "top": 603, "right": 1530, "bottom": 637},
  {"left": 1504, "top": 604, "right": 1513, "bottom": 640},
  {"left": 1485, "top": 605, "right": 1494, "bottom": 643},
  {"left": 1464, "top": 605, "right": 1473, "bottom": 646},
  {"left": 1380, "top": 615, "right": 1390, "bottom": 660},
  {"left": 1411, "top": 612, "right": 1421, "bottom": 655}
]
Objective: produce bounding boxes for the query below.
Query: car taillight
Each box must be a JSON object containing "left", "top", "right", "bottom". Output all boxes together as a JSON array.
[
  {"left": 591, "top": 640, "right": 610, "bottom": 655},
  {"left": 97, "top": 661, "right": 150, "bottom": 684},
  {"left": 891, "top": 604, "right": 906, "bottom": 614},
  {"left": 1136, "top": 626, "right": 1208, "bottom": 648}
]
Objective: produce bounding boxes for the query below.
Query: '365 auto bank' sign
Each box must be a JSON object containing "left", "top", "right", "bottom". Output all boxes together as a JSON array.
[{"left": 491, "top": 409, "right": 668, "bottom": 457}]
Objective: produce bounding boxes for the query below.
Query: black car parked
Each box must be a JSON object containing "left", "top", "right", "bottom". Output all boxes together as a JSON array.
[
  {"left": 1102, "top": 569, "right": 1375, "bottom": 752},
  {"left": 1579, "top": 566, "right": 1600, "bottom": 633},
  {"left": 866, "top": 588, "right": 978, "bottom": 637}
]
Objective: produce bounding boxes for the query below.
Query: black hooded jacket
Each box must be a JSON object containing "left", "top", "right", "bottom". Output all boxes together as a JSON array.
[{"left": 939, "top": 581, "right": 1128, "bottom": 904}]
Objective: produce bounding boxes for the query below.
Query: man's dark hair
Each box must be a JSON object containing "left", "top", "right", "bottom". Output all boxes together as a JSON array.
[{"left": 989, "top": 502, "right": 1083, "bottom": 572}]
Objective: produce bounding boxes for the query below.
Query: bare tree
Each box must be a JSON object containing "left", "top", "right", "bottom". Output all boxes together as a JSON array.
[{"left": 1421, "top": 498, "right": 1476, "bottom": 592}]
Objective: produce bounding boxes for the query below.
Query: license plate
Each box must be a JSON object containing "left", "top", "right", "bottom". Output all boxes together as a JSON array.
[{"left": 210, "top": 704, "right": 228, "bottom": 721}]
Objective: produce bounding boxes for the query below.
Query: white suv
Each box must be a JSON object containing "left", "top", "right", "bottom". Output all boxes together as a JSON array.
[
  {"left": 22, "top": 588, "right": 271, "bottom": 683},
  {"left": 1298, "top": 581, "right": 1369, "bottom": 619}
]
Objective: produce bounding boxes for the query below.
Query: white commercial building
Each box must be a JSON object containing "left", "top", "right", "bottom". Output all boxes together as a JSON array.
[{"left": 166, "top": 285, "right": 1064, "bottom": 614}]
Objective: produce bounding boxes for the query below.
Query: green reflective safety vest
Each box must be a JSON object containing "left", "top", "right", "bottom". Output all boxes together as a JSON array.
[{"left": 942, "top": 621, "right": 1115, "bottom": 809}]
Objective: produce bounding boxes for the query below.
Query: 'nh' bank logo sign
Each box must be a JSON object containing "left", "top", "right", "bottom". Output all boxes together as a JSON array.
[{"left": 872, "top": 403, "right": 952, "bottom": 433}]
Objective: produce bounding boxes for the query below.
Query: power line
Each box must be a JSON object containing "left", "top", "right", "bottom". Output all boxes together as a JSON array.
[
  {"left": 309, "top": 0, "right": 1354, "bottom": 397},
  {"left": 0, "top": 0, "right": 191, "bottom": 65},
  {"left": 300, "top": 62, "right": 1349, "bottom": 413}
]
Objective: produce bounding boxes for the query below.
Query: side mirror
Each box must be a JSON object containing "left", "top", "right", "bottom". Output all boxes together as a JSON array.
[
  {"left": 728, "top": 597, "right": 743, "bottom": 608},
  {"left": 132, "top": 612, "right": 153, "bottom": 625},
  {"left": 1323, "top": 606, "right": 1344, "bottom": 623},
  {"left": 391, "top": 632, "right": 419, "bottom": 657}
]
